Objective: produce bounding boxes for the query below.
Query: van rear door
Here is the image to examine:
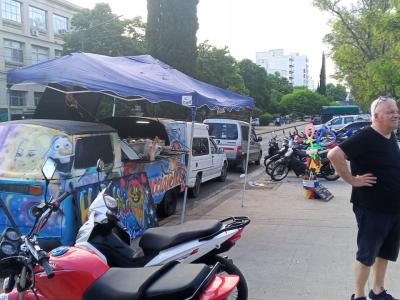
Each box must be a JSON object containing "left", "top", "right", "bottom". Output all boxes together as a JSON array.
[{"left": 207, "top": 123, "right": 239, "bottom": 160}]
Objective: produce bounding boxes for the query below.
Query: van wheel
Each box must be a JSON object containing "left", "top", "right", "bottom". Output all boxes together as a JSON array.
[
  {"left": 237, "top": 157, "right": 247, "bottom": 173},
  {"left": 157, "top": 189, "right": 177, "bottom": 217},
  {"left": 218, "top": 162, "right": 228, "bottom": 182},
  {"left": 189, "top": 174, "right": 201, "bottom": 198}
]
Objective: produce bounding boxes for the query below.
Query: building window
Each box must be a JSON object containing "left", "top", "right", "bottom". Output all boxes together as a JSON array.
[
  {"left": 34, "top": 92, "right": 43, "bottom": 106},
  {"left": 4, "top": 39, "right": 23, "bottom": 64},
  {"left": 1, "top": 0, "right": 21, "bottom": 23},
  {"left": 54, "top": 49, "right": 63, "bottom": 58},
  {"left": 53, "top": 14, "right": 68, "bottom": 35},
  {"left": 29, "top": 6, "right": 47, "bottom": 32},
  {"left": 31, "top": 45, "right": 49, "bottom": 65},
  {"left": 9, "top": 90, "right": 26, "bottom": 106}
]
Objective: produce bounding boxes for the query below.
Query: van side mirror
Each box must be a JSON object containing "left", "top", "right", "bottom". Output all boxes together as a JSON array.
[
  {"left": 42, "top": 158, "right": 57, "bottom": 181},
  {"left": 257, "top": 137, "right": 262, "bottom": 142}
]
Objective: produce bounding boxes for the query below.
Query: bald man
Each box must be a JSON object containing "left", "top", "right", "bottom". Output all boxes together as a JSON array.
[{"left": 328, "top": 97, "right": 400, "bottom": 300}]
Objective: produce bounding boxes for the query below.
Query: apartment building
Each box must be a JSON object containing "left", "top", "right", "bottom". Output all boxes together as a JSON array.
[
  {"left": 0, "top": 0, "right": 80, "bottom": 120},
  {"left": 256, "top": 49, "right": 312, "bottom": 89}
]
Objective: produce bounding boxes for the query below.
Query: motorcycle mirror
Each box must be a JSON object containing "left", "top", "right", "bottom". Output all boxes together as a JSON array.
[
  {"left": 41, "top": 158, "right": 57, "bottom": 181},
  {"left": 103, "top": 195, "right": 118, "bottom": 213},
  {"left": 96, "top": 159, "right": 105, "bottom": 173}
]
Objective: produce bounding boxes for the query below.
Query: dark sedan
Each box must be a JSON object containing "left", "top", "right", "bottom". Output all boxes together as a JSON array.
[{"left": 334, "top": 120, "right": 371, "bottom": 137}]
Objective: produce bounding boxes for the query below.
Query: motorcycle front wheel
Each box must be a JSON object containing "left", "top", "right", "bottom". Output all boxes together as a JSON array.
[
  {"left": 271, "top": 163, "right": 289, "bottom": 181},
  {"left": 202, "top": 255, "right": 248, "bottom": 300},
  {"left": 321, "top": 161, "right": 340, "bottom": 181},
  {"left": 265, "top": 159, "right": 278, "bottom": 175}
]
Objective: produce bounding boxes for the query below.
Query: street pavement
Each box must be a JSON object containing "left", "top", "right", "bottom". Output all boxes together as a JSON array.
[{"left": 164, "top": 172, "right": 400, "bottom": 300}]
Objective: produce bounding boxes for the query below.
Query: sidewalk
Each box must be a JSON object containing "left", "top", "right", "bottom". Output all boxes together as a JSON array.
[{"left": 167, "top": 174, "right": 400, "bottom": 300}]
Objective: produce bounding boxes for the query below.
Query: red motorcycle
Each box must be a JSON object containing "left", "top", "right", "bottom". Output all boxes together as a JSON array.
[{"left": 0, "top": 158, "right": 239, "bottom": 300}]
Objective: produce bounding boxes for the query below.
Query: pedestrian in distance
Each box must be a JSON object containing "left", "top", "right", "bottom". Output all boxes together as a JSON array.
[{"left": 328, "top": 96, "right": 400, "bottom": 300}]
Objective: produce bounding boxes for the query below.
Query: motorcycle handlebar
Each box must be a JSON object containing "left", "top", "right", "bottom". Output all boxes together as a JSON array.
[
  {"left": 40, "top": 257, "right": 54, "bottom": 279},
  {"left": 51, "top": 192, "right": 70, "bottom": 208}
]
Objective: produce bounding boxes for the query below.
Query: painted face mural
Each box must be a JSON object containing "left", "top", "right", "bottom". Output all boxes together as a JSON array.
[
  {"left": 127, "top": 178, "right": 145, "bottom": 226},
  {"left": 47, "top": 135, "right": 74, "bottom": 174},
  {"left": 0, "top": 125, "right": 64, "bottom": 178}
]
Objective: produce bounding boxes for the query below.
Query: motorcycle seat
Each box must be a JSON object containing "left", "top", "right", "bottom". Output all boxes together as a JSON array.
[
  {"left": 83, "top": 264, "right": 211, "bottom": 300},
  {"left": 140, "top": 220, "right": 222, "bottom": 253}
]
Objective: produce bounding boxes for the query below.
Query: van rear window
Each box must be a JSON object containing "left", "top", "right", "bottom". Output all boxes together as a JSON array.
[
  {"left": 74, "top": 135, "right": 113, "bottom": 169},
  {"left": 207, "top": 123, "right": 238, "bottom": 140}
]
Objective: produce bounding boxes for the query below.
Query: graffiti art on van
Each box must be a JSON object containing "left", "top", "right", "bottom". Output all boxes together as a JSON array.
[{"left": 77, "top": 172, "right": 157, "bottom": 238}]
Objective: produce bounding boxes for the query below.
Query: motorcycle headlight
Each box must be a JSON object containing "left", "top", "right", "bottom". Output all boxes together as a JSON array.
[
  {"left": 3, "top": 228, "right": 20, "bottom": 242},
  {"left": 103, "top": 195, "right": 117, "bottom": 211},
  {"left": 0, "top": 241, "right": 17, "bottom": 256}
]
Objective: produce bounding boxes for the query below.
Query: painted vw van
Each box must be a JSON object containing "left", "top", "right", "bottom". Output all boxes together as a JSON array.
[{"left": 0, "top": 119, "right": 186, "bottom": 250}]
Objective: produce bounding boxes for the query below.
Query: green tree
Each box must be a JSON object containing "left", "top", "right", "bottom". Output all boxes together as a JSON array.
[
  {"left": 326, "top": 83, "right": 347, "bottom": 102},
  {"left": 317, "top": 52, "right": 326, "bottom": 95},
  {"left": 63, "top": 3, "right": 146, "bottom": 56},
  {"left": 146, "top": 0, "right": 199, "bottom": 76},
  {"left": 313, "top": 0, "right": 400, "bottom": 109},
  {"left": 238, "top": 59, "right": 270, "bottom": 110},
  {"left": 196, "top": 42, "right": 248, "bottom": 95},
  {"left": 281, "top": 88, "right": 330, "bottom": 116}
]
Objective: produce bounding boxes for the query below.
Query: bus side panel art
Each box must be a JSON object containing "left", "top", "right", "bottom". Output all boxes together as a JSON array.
[{"left": 76, "top": 172, "right": 157, "bottom": 238}]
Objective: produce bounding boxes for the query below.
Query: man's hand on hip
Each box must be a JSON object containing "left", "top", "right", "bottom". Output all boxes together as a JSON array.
[{"left": 350, "top": 173, "right": 377, "bottom": 187}]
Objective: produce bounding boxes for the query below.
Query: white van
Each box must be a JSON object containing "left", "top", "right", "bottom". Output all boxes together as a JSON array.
[
  {"left": 203, "top": 119, "right": 262, "bottom": 172},
  {"left": 182, "top": 122, "right": 228, "bottom": 198}
]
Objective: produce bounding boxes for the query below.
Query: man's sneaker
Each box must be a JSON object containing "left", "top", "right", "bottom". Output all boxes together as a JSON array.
[
  {"left": 369, "top": 289, "right": 399, "bottom": 300},
  {"left": 351, "top": 294, "right": 367, "bottom": 300}
]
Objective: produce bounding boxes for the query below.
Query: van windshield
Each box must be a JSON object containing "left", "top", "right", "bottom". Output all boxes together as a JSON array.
[
  {"left": 0, "top": 124, "right": 72, "bottom": 179},
  {"left": 207, "top": 123, "right": 238, "bottom": 140}
]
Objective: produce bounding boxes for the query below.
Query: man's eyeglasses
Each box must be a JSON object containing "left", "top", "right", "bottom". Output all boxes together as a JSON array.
[{"left": 372, "top": 96, "right": 393, "bottom": 114}]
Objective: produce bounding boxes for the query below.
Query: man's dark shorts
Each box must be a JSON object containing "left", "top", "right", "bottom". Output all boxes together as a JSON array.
[{"left": 353, "top": 205, "right": 400, "bottom": 266}]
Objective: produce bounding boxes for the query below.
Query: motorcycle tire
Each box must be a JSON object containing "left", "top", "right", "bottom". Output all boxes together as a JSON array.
[
  {"left": 263, "top": 156, "right": 269, "bottom": 167},
  {"left": 321, "top": 161, "right": 340, "bottom": 181},
  {"left": 265, "top": 159, "right": 278, "bottom": 175},
  {"left": 271, "top": 163, "right": 289, "bottom": 181},
  {"left": 202, "top": 255, "right": 248, "bottom": 300}
]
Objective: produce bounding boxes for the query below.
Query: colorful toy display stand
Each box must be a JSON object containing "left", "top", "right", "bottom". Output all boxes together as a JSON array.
[
  {"left": 303, "top": 178, "right": 320, "bottom": 199},
  {"left": 302, "top": 177, "right": 334, "bottom": 201}
]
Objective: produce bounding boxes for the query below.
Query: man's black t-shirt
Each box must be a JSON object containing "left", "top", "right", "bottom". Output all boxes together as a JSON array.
[{"left": 339, "top": 126, "right": 400, "bottom": 213}]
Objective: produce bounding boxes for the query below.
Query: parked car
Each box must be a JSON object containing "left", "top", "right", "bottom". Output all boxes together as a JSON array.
[
  {"left": 204, "top": 119, "right": 262, "bottom": 173},
  {"left": 0, "top": 119, "right": 187, "bottom": 251},
  {"left": 311, "top": 116, "right": 321, "bottom": 125},
  {"left": 184, "top": 122, "right": 228, "bottom": 198},
  {"left": 316, "top": 114, "right": 371, "bottom": 131},
  {"left": 333, "top": 120, "right": 371, "bottom": 137}
]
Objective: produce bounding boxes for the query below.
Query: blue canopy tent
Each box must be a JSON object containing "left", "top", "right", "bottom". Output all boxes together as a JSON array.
[{"left": 7, "top": 52, "right": 254, "bottom": 221}]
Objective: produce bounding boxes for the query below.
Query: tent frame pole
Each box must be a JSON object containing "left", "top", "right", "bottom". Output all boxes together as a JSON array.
[
  {"left": 181, "top": 106, "right": 196, "bottom": 224},
  {"left": 242, "top": 113, "right": 253, "bottom": 207},
  {"left": 112, "top": 98, "right": 116, "bottom": 116}
]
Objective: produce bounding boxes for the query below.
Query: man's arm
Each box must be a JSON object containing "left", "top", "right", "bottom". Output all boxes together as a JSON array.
[{"left": 327, "top": 146, "right": 377, "bottom": 187}]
